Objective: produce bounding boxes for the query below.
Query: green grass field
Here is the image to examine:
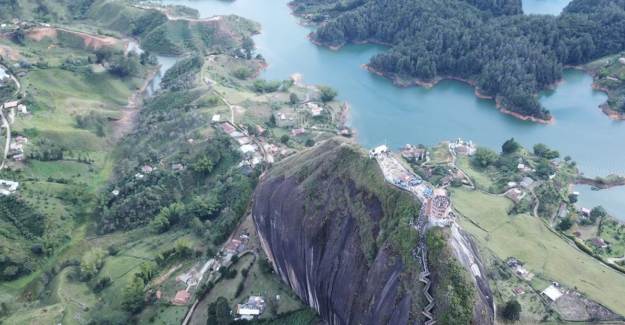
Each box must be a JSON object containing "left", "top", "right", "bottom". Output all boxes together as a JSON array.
[
  {"left": 452, "top": 188, "right": 625, "bottom": 316},
  {"left": 456, "top": 156, "right": 495, "bottom": 191}
]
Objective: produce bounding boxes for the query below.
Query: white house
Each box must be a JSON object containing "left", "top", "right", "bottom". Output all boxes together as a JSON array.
[
  {"left": 0, "top": 180, "right": 19, "bottom": 196},
  {"left": 542, "top": 285, "right": 563, "bottom": 302},
  {"left": 369, "top": 145, "right": 388, "bottom": 158},
  {"left": 236, "top": 296, "right": 266, "bottom": 320}
]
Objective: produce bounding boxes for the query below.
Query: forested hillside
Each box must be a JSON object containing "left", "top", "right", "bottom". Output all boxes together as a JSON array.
[{"left": 292, "top": 0, "right": 625, "bottom": 120}]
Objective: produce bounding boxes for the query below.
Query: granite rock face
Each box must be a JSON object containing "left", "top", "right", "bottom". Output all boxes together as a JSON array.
[
  {"left": 252, "top": 139, "right": 495, "bottom": 325},
  {"left": 252, "top": 140, "right": 418, "bottom": 325}
]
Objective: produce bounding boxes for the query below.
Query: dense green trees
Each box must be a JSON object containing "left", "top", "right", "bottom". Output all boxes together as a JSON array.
[
  {"left": 318, "top": 85, "right": 338, "bottom": 102},
  {"left": 502, "top": 299, "right": 522, "bottom": 321},
  {"left": 535, "top": 159, "right": 556, "bottom": 180},
  {"left": 161, "top": 55, "right": 203, "bottom": 90},
  {"left": 590, "top": 206, "right": 608, "bottom": 224},
  {"left": 502, "top": 138, "right": 521, "bottom": 155},
  {"left": 79, "top": 248, "right": 106, "bottom": 281},
  {"left": 299, "top": 0, "right": 625, "bottom": 119},
  {"left": 206, "top": 297, "right": 232, "bottom": 325},
  {"left": 474, "top": 147, "right": 498, "bottom": 167},
  {"left": 558, "top": 217, "right": 573, "bottom": 231},
  {"left": 533, "top": 143, "right": 560, "bottom": 159},
  {"left": 426, "top": 229, "right": 475, "bottom": 324},
  {"left": 95, "top": 88, "right": 254, "bottom": 233},
  {"left": 122, "top": 276, "right": 146, "bottom": 313}
]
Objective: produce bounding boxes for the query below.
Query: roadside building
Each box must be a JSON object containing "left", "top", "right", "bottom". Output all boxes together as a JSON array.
[
  {"left": 172, "top": 290, "right": 191, "bottom": 305},
  {"left": 211, "top": 114, "right": 221, "bottom": 123},
  {"left": 2, "top": 100, "right": 18, "bottom": 109},
  {"left": 221, "top": 122, "right": 236, "bottom": 134},
  {"left": 0, "top": 180, "right": 19, "bottom": 196},
  {"left": 14, "top": 136, "right": 28, "bottom": 144},
  {"left": 542, "top": 285, "right": 563, "bottom": 302},
  {"left": 17, "top": 104, "right": 28, "bottom": 114},
  {"left": 236, "top": 296, "right": 266, "bottom": 320},
  {"left": 520, "top": 177, "right": 534, "bottom": 189},
  {"left": 505, "top": 188, "right": 525, "bottom": 203},
  {"left": 450, "top": 138, "right": 476, "bottom": 156},
  {"left": 590, "top": 237, "right": 608, "bottom": 249},
  {"left": 237, "top": 136, "right": 251, "bottom": 145},
  {"left": 240, "top": 144, "right": 256, "bottom": 154},
  {"left": 252, "top": 153, "right": 263, "bottom": 166},
  {"left": 426, "top": 188, "right": 451, "bottom": 220},
  {"left": 274, "top": 111, "right": 296, "bottom": 127},
  {"left": 369, "top": 145, "right": 388, "bottom": 158},
  {"left": 291, "top": 128, "right": 305, "bottom": 136},
  {"left": 230, "top": 131, "right": 244, "bottom": 138},
  {"left": 8, "top": 142, "right": 23, "bottom": 156},
  {"left": 338, "top": 128, "right": 352, "bottom": 137},
  {"left": 307, "top": 102, "right": 324, "bottom": 116},
  {"left": 401, "top": 144, "right": 427, "bottom": 162},
  {"left": 224, "top": 239, "right": 243, "bottom": 255}
]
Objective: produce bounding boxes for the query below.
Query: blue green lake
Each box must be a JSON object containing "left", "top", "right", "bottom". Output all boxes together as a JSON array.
[
  {"left": 523, "top": 0, "right": 572, "bottom": 15},
  {"left": 160, "top": 0, "right": 624, "bottom": 220}
]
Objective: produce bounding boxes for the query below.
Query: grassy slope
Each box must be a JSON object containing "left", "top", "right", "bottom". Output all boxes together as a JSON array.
[
  {"left": 0, "top": 21, "right": 151, "bottom": 323},
  {"left": 452, "top": 188, "right": 625, "bottom": 316}
]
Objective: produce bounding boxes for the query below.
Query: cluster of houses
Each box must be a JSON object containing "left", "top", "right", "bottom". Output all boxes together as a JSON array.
[
  {"left": 131, "top": 162, "right": 185, "bottom": 182},
  {"left": 0, "top": 18, "right": 49, "bottom": 32},
  {"left": 306, "top": 102, "right": 324, "bottom": 117},
  {"left": 426, "top": 188, "right": 452, "bottom": 224},
  {"left": 504, "top": 176, "right": 535, "bottom": 203},
  {"left": 218, "top": 120, "right": 268, "bottom": 166},
  {"left": 2, "top": 100, "right": 28, "bottom": 115},
  {"left": 506, "top": 257, "right": 534, "bottom": 281},
  {"left": 170, "top": 232, "right": 252, "bottom": 306},
  {"left": 506, "top": 258, "right": 569, "bottom": 304}
]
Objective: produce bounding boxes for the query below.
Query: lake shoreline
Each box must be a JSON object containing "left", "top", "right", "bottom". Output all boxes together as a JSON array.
[
  {"left": 363, "top": 64, "right": 555, "bottom": 124},
  {"left": 576, "top": 175, "right": 625, "bottom": 190},
  {"left": 304, "top": 29, "right": 555, "bottom": 125},
  {"left": 591, "top": 83, "right": 625, "bottom": 121}
]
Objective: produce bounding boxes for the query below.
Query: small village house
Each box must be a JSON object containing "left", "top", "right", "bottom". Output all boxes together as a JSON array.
[
  {"left": 291, "top": 128, "right": 305, "bottom": 136},
  {"left": 542, "top": 285, "right": 563, "bottom": 302},
  {"left": 401, "top": 144, "right": 427, "bottom": 162},
  {"left": 236, "top": 296, "right": 266, "bottom": 320},
  {"left": 0, "top": 179, "right": 19, "bottom": 196}
]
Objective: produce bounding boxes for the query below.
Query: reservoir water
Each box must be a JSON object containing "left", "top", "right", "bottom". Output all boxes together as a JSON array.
[
  {"left": 523, "top": 0, "right": 571, "bottom": 15},
  {"left": 160, "top": 0, "right": 625, "bottom": 219}
]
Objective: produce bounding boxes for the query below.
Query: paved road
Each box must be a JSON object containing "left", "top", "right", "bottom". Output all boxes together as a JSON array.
[
  {"left": 0, "top": 64, "right": 21, "bottom": 170},
  {"left": 0, "top": 107, "right": 9, "bottom": 170}
]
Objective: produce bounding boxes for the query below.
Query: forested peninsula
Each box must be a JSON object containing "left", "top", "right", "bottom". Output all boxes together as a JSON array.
[{"left": 291, "top": 0, "right": 625, "bottom": 122}]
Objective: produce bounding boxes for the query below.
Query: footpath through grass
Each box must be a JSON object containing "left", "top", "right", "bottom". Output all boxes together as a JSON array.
[{"left": 452, "top": 188, "right": 625, "bottom": 316}]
